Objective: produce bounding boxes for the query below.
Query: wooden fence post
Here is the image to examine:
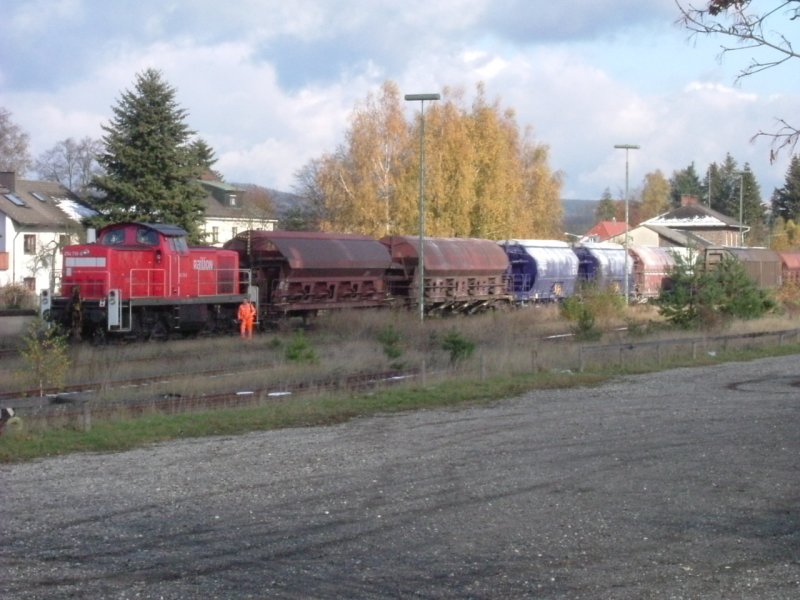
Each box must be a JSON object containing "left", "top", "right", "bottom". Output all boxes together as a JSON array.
[{"left": 79, "top": 400, "right": 91, "bottom": 432}]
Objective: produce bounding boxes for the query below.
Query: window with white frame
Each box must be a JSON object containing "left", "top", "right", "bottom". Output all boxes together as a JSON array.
[{"left": 24, "top": 234, "right": 36, "bottom": 255}]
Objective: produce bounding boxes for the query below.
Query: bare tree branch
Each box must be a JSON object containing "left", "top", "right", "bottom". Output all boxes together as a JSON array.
[{"left": 676, "top": 1, "right": 800, "bottom": 161}]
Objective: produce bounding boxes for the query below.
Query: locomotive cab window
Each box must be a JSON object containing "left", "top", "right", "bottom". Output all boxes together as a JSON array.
[
  {"left": 100, "top": 229, "right": 125, "bottom": 245},
  {"left": 169, "top": 236, "right": 189, "bottom": 254},
  {"left": 136, "top": 228, "right": 158, "bottom": 245}
]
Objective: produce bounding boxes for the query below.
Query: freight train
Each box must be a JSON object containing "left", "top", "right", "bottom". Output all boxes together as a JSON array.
[{"left": 39, "top": 221, "right": 800, "bottom": 340}]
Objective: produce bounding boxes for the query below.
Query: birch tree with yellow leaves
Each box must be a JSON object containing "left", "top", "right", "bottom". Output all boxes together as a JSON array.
[
  {"left": 311, "top": 81, "right": 413, "bottom": 235},
  {"left": 299, "top": 81, "right": 562, "bottom": 240}
]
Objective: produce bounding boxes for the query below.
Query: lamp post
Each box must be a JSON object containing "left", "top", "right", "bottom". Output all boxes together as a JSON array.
[
  {"left": 735, "top": 172, "right": 745, "bottom": 246},
  {"left": 405, "top": 92, "right": 440, "bottom": 321},
  {"left": 614, "top": 143, "right": 640, "bottom": 303}
]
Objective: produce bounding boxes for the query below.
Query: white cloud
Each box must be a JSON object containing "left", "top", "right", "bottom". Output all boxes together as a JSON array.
[{"left": 2, "top": 0, "right": 798, "bottom": 203}]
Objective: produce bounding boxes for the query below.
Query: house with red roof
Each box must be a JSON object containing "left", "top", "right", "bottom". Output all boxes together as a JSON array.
[{"left": 582, "top": 220, "right": 628, "bottom": 243}]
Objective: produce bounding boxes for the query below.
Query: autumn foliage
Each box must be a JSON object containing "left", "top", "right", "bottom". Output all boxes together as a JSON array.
[{"left": 298, "top": 81, "right": 563, "bottom": 239}]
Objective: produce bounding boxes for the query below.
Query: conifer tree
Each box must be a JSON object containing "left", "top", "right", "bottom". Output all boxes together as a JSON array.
[
  {"left": 90, "top": 69, "right": 207, "bottom": 242},
  {"left": 711, "top": 154, "right": 742, "bottom": 218},
  {"left": 772, "top": 155, "right": 800, "bottom": 223},
  {"left": 595, "top": 188, "right": 618, "bottom": 222},
  {"left": 709, "top": 155, "right": 764, "bottom": 237},
  {"left": 706, "top": 162, "right": 722, "bottom": 209},
  {"left": 668, "top": 162, "right": 704, "bottom": 207},
  {"left": 186, "top": 138, "right": 220, "bottom": 179}
]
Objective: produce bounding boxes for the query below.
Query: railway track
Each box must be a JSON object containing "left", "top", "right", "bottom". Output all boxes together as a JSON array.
[
  {"left": 0, "top": 365, "right": 246, "bottom": 402},
  {"left": 2, "top": 368, "right": 418, "bottom": 426}
]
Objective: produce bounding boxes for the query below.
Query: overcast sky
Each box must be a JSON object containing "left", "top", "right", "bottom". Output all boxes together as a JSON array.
[{"left": 2, "top": 0, "right": 799, "bottom": 202}]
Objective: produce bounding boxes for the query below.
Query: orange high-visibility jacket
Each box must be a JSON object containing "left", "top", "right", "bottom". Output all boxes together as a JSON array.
[{"left": 238, "top": 302, "right": 256, "bottom": 321}]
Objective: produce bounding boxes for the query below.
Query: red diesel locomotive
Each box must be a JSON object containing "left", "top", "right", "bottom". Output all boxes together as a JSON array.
[{"left": 42, "top": 222, "right": 250, "bottom": 340}]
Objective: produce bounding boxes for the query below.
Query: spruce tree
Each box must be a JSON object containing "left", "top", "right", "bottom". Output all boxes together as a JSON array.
[
  {"left": 712, "top": 154, "right": 742, "bottom": 219},
  {"left": 186, "top": 138, "right": 220, "bottom": 179},
  {"left": 595, "top": 188, "right": 618, "bottom": 221},
  {"left": 772, "top": 155, "right": 800, "bottom": 222},
  {"left": 90, "top": 69, "right": 207, "bottom": 242},
  {"left": 709, "top": 155, "right": 765, "bottom": 240},
  {"left": 668, "top": 162, "right": 704, "bottom": 207}
]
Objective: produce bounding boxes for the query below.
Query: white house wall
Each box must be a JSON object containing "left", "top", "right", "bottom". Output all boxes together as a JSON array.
[
  {"left": 628, "top": 228, "right": 659, "bottom": 246},
  {"left": 0, "top": 221, "right": 72, "bottom": 294},
  {"left": 202, "top": 217, "right": 276, "bottom": 247}
]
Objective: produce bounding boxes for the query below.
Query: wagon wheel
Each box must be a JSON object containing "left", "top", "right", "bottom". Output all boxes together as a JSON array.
[
  {"left": 148, "top": 319, "right": 170, "bottom": 342},
  {"left": 91, "top": 327, "right": 107, "bottom": 346}
]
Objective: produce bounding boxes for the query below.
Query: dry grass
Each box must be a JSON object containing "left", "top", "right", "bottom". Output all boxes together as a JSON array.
[{"left": 5, "top": 304, "right": 800, "bottom": 402}]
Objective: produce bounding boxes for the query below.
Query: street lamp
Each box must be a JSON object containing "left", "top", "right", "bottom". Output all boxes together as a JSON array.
[
  {"left": 614, "top": 143, "right": 640, "bottom": 303},
  {"left": 735, "top": 172, "right": 744, "bottom": 246},
  {"left": 405, "top": 92, "right": 440, "bottom": 321}
]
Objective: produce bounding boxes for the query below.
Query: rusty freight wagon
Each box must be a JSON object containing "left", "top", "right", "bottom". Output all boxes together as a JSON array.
[
  {"left": 225, "top": 230, "right": 393, "bottom": 322},
  {"left": 777, "top": 250, "right": 800, "bottom": 286},
  {"left": 626, "top": 246, "right": 694, "bottom": 300},
  {"left": 380, "top": 235, "right": 512, "bottom": 314},
  {"left": 703, "top": 246, "right": 783, "bottom": 289}
]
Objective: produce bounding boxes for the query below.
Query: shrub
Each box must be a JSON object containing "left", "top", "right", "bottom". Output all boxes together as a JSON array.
[
  {"left": 441, "top": 330, "right": 475, "bottom": 365},
  {"left": 560, "top": 296, "right": 584, "bottom": 322},
  {"left": 774, "top": 283, "right": 800, "bottom": 316},
  {"left": 560, "top": 288, "right": 609, "bottom": 341},
  {"left": 19, "top": 319, "right": 71, "bottom": 396},
  {"left": 658, "top": 254, "right": 775, "bottom": 329},
  {"left": 377, "top": 325, "right": 404, "bottom": 363},
  {"left": 581, "top": 284, "right": 626, "bottom": 325},
  {"left": 285, "top": 331, "right": 318, "bottom": 364},
  {"left": 561, "top": 285, "right": 624, "bottom": 328},
  {"left": 0, "top": 283, "right": 35, "bottom": 310}
]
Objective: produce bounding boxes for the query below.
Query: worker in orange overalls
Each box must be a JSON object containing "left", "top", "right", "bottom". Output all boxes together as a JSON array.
[{"left": 237, "top": 297, "right": 256, "bottom": 339}]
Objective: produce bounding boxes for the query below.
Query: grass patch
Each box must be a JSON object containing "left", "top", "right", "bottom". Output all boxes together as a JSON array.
[{"left": 0, "top": 370, "right": 606, "bottom": 463}]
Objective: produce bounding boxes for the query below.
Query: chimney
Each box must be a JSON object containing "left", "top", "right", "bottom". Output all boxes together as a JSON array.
[
  {"left": 680, "top": 194, "right": 699, "bottom": 206},
  {"left": 0, "top": 172, "right": 15, "bottom": 192}
]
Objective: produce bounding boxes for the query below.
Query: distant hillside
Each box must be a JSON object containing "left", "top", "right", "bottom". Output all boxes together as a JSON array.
[
  {"left": 562, "top": 199, "right": 599, "bottom": 236},
  {"left": 234, "top": 183, "right": 306, "bottom": 220},
  {"left": 265, "top": 187, "right": 306, "bottom": 216}
]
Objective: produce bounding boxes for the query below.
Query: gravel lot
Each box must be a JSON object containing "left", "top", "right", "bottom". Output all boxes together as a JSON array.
[{"left": 2, "top": 356, "right": 799, "bottom": 599}]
